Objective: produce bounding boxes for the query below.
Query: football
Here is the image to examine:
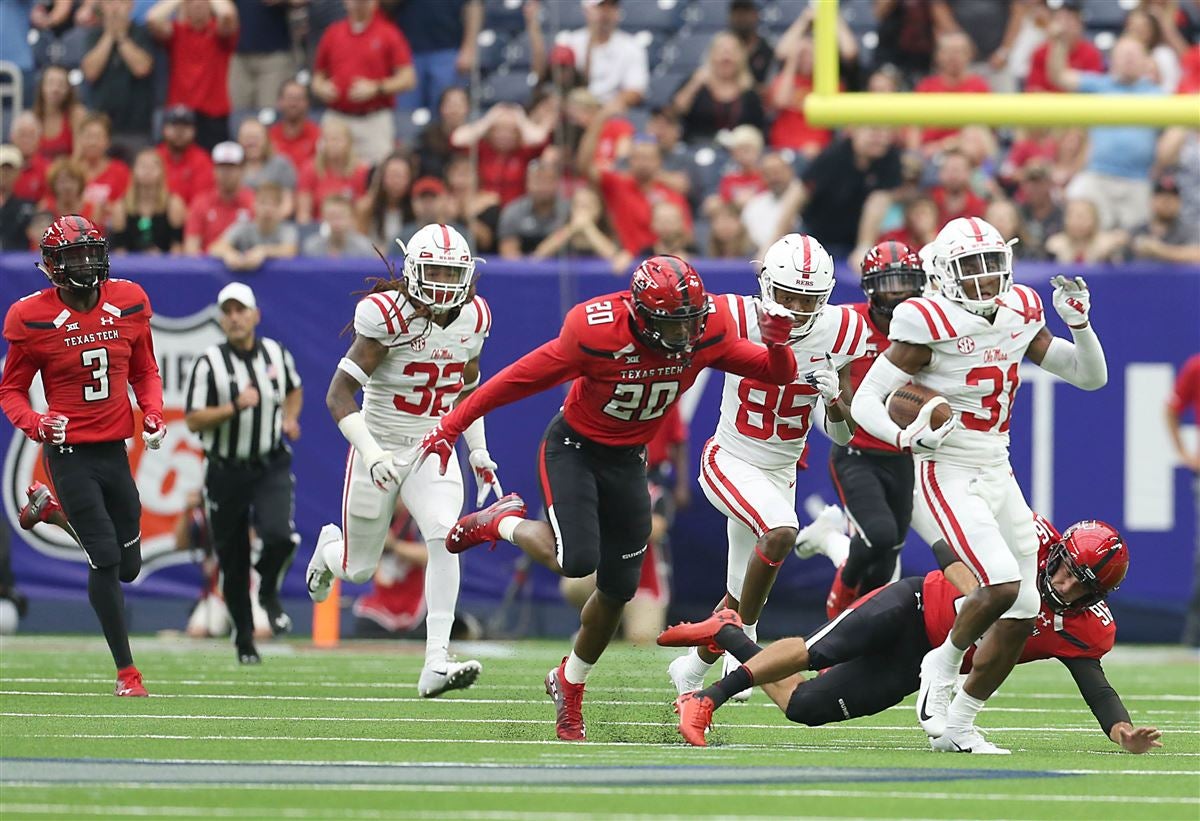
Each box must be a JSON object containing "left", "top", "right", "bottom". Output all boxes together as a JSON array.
[{"left": 887, "top": 383, "right": 952, "bottom": 429}]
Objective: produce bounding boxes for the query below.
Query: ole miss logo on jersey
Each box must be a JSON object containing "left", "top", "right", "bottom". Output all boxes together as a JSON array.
[{"left": 3, "top": 306, "right": 225, "bottom": 574}]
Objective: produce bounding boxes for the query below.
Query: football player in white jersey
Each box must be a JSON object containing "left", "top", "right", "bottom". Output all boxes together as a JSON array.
[
  {"left": 306, "top": 224, "right": 502, "bottom": 697},
  {"left": 851, "top": 216, "right": 1107, "bottom": 753},
  {"left": 669, "top": 234, "right": 869, "bottom": 699}
]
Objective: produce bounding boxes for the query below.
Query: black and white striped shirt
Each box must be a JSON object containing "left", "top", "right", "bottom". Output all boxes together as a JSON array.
[{"left": 185, "top": 338, "right": 302, "bottom": 462}]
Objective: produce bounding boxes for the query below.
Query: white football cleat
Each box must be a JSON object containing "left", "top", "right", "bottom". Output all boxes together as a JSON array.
[
  {"left": 794, "top": 504, "right": 847, "bottom": 560},
  {"left": 418, "top": 658, "right": 482, "bottom": 698},
  {"left": 722, "top": 650, "right": 751, "bottom": 702},
  {"left": 916, "top": 648, "right": 956, "bottom": 738},
  {"left": 667, "top": 652, "right": 708, "bottom": 696},
  {"left": 930, "top": 726, "right": 1011, "bottom": 755},
  {"left": 305, "top": 524, "right": 340, "bottom": 603}
]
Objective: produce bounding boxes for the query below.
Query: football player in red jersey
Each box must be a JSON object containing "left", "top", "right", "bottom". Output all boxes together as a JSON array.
[
  {"left": 663, "top": 516, "right": 1163, "bottom": 755},
  {"left": 415, "top": 255, "right": 798, "bottom": 740},
  {"left": 818, "top": 241, "right": 927, "bottom": 616},
  {"left": 0, "top": 215, "right": 165, "bottom": 698}
]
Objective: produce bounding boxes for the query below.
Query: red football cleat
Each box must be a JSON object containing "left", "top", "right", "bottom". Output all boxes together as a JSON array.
[
  {"left": 674, "top": 691, "right": 715, "bottom": 747},
  {"left": 825, "top": 562, "right": 859, "bottom": 620},
  {"left": 18, "top": 481, "right": 67, "bottom": 531},
  {"left": 544, "top": 657, "right": 586, "bottom": 741},
  {"left": 656, "top": 608, "right": 743, "bottom": 655},
  {"left": 115, "top": 665, "right": 148, "bottom": 697},
  {"left": 446, "top": 493, "right": 527, "bottom": 555}
]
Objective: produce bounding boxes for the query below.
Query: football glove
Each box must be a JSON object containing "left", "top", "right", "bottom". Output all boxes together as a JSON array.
[
  {"left": 468, "top": 448, "right": 503, "bottom": 507},
  {"left": 758, "top": 302, "right": 794, "bottom": 347},
  {"left": 35, "top": 412, "right": 68, "bottom": 445},
  {"left": 804, "top": 354, "right": 841, "bottom": 404},
  {"left": 1051, "top": 275, "right": 1091, "bottom": 328},
  {"left": 417, "top": 423, "right": 458, "bottom": 476},
  {"left": 366, "top": 451, "right": 402, "bottom": 491},
  {"left": 897, "top": 399, "right": 958, "bottom": 454},
  {"left": 141, "top": 411, "right": 166, "bottom": 450}
]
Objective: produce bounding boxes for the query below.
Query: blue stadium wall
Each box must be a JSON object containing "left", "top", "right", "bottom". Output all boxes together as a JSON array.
[{"left": 1, "top": 256, "right": 1197, "bottom": 641}]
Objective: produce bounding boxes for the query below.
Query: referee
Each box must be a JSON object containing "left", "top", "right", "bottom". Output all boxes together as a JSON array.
[{"left": 184, "top": 283, "right": 303, "bottom": 664}]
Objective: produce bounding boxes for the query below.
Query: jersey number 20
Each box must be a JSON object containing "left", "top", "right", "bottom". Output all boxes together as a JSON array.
[{"left": 603, "top": 381, "right": 679, "bottom": 422}]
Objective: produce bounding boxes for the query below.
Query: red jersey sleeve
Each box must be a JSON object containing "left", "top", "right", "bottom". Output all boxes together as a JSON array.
[
  {"left": 0, "top": 305, "right": 43, "bottom": 439},
  {"left": 128, "top": 292, "right": 164, "bottom": 416},
  {"left": 707, "top": 305, "right": 797, "bottom": 384},
  {"left": 1169, "top": 354, "right": 1200, "bottom": 417}
]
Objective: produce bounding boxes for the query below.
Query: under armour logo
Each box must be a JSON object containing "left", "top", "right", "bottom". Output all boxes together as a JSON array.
[
  {"left": 58, "top": 445, "right": 73, "bottom": 453},
  {"left": 64, "top": 322, "right": 80, "bottom": 332},
  {"left": 100, "top": 316, "right": 115, "bottom": 326},
  {"left": 563, "top": 437, "right": 581, "bottom": 449}
]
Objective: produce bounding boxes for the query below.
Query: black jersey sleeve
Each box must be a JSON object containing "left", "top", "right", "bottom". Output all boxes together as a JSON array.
[{"left": 1059, "top": 655, "right": 1131, "bottom": 736}]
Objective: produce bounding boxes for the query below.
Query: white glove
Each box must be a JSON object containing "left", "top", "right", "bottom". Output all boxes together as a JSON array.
[
  {"left": 468, "top": 448, "right": 503, "bottom": 507},
  {"left": 367, "top": 451, "right": 401, "bottom": 491},
  {"left": 141, "top": 411, "right": 166, "bottom": 450},
  {"left": 804, "top": 353, "right": 840, "bottom": 404},
  {"left": 1051, "top": 275, "right": 1091, "bottom": 328},
  {"left": 897, "top": 399, "right": 959, "bottom": 454}
]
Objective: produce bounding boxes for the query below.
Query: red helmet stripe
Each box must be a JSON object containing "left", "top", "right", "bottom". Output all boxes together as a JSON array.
[
  {"left": 801, "top": 235, "right": 812, "bottom": 270},
  {"left": 966, "top": 217, "right": 984, "bottom": 241},
  {"left": 438, "top": 223, "right": 451, "bottom": 251}
]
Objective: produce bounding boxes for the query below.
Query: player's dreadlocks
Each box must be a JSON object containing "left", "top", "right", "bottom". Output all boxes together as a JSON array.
[{"left": 342, "top": 244, "right": 474, "bottom": 341}]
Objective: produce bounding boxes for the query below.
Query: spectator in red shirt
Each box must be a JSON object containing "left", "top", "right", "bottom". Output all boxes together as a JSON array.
[
  {"left": 450, "top": 102, "right": 551, "bottom": 207},
  {"left": 311, "top": 0, "right": 415, "bottom": 166},
  {"left": 715, "top": 124, "right": 766, "bottom": 210},
  {"left": 9, "top": 112, "right": 50, "bottom": 205},
  {"left": 296, "top": 118, "right": 370, "bottom": 224},
  {"left": 912, "top": 32, "right": 991, "bottom": 153},
  {"left": 929, "top": 149, "right": 987, "bottom": 223},
  {"left": 157, "top": 106, "right": 216, "bottom": 207},
  {"left": 33, "top": 65, "right": 87, "bottom": 162},
  {"left": 147, "top": 0, "right": 240, "bottom": 152},
  {"left": 74, "top": 113, "right": 131, "bottom": 226},
  {"left": 1025, "top": 0, "right": 1104, "bottom": 93},
  {"left": 39, "top": 157, "right": 98, "bottom": 222},
  {"left": 579, "top": 111, "right": 692, "bottom": 256},
  {"left": 1167, "top": 352, "right": 1200, "bottom": 646},
  {"left": 877, "top": 195, "right": 939, "bottom": 250},
  {"left": 184, "top": 140, "right": 255, "bottom": 253},
  {"left": 268, "top": 79, "right": 320, "bottom": 174}
]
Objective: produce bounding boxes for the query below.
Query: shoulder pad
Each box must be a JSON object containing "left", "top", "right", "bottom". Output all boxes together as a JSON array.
[
  {"left": 469, "top": 295, "right": 492, "bottom": 336},
  {"left": 1006, "top": 284, "right": 1047, "bottom": 325},
  {"left": 890, "top": 297, "right": 959, "bottom": 343},
  {"left": 827, "top": 305, "right": 870, "bottom": 359},
  {"left": 354, "top": 290, "right": 412, "bottom": 340}
]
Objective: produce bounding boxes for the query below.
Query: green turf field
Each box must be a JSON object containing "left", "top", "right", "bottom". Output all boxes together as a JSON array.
[{"left": 0, "top": 635, "right": 1196, "bottom": 820}]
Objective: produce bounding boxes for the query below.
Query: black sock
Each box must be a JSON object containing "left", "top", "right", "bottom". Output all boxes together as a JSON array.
[
  {"left": 840, "top": 535, "right": 871, "bottom": 588},
  {"left": 255, "top": 538, "right": 296, "bottom": 604},
  {"left": 715, "top": 623, "right": 763, "bottom": 664},
  {"left": 88, "top": 565, "right": 133, "bottom": 669},
  {"left": 701, "top": 665, "right": 755, "bottom": 709}
]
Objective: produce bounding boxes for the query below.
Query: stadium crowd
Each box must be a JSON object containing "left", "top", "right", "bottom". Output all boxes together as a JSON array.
[{"left": 1, "top": 0, "right": 1199, "bottom": 270}]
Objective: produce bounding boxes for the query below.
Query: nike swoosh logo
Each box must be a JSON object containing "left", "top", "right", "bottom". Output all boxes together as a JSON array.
[
  {"left": 1010, "top": 332, "right": 1021, "bottom": 339},
  {"left": 809, "top": 356, "right": 824, "bottom": 362},
  {"left": 919, "top": 691, "right": 934, "bottom": 722}
]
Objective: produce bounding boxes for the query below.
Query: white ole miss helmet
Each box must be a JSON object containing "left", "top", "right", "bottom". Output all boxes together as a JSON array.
[
  {"left": 926, "top": 217, "right": 1013, "bottom": 316},
  {"left": 759, "top": 233, "right": 835, "bottom": 339},
  {"left": 399, "top": 223, "right": 477, "bottom": 313}
]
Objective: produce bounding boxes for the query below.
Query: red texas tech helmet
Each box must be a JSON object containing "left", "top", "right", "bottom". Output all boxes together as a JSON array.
[
  {"left": 627, "top": 255, "right": 709, "bottom": 356},
  {"left": 860, "top": 240, "right": 925, "bottom": 317},
  {"left": 1038, "top": 520, "right": 1129, "bottom": 614},
  {"left": 40, "top": 214, "right": 110, "bottom": 292}
]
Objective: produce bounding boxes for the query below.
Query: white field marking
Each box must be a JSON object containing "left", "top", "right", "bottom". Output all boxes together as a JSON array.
[
  {"left": 0, "top": 808, "right": 962, "bottom": 821},
  {"left": 3, "top": 712, "right": 1197, "bottom": 735}
]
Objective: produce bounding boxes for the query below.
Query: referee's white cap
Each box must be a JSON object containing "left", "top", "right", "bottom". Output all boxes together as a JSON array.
[{"left": 217, "top": 282, "right": 256, "bottom": 309}]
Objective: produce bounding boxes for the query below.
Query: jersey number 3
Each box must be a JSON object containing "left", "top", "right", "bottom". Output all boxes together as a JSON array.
[{"left": 81, "top": 348, "right": 110, "bottom": 402}]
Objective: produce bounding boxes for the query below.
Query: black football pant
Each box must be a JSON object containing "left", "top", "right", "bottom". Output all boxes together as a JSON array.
[
  {"left": 204, "top": 449, "right": 296, "bottom": 648},
  {"left": 536, "top": 413, "right": 652, "bottom": 602},
  {"left": 787, "top": 577, "right": 929, "bottom": 726},
  {"left": 829, "top": 445, "right": 914, "bottom": 594},
  {"left": 45, "top": 440, "right": 142, "bottom": 669}
]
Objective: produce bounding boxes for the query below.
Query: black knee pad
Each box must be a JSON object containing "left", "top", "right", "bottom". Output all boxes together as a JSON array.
[
  {"left": 119, "top": 549, "right": 142, "bottom": 583},
  {"left": 594, "top": 546, "right": 646, "bottom": 603},
  {"left": 785, "top": 683, "right": 849, "bottom": 727},
  {"left": 858, "top": 520, "right": 899, "bottom": 557}
]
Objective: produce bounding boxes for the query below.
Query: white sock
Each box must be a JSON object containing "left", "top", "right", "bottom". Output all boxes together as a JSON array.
[
  {"left": 423, "top": 538, "right": 459, "bottom": 664},
  {"left": 496, "top": 515, "right": 522, "bottom": 543},
  {"left": 321, "top": 537, "right": 346, "bottom": 581},
  {"left": 742, "top": 621, "right": 757, "bottom": 642},
  {"left": 563, "top": 651, "right": 593, "bottom": 685},
  {"left": 824, "top": 533, "right": 851, "bottom": 568},
  {"left": 932, "top": 636, "right": 967, "bottom": 677},
  {"left": 687, "top": 646, "right": 716, "bottom": 675},
  {"left": 945, "top": 689, "right": 987, "bottom": 733}
]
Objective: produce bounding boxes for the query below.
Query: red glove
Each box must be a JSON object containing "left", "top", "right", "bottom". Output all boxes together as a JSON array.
[
  {"left": 142, "top": 410, "right": 166, "bottom": 450},
  {"left": 416, "top": 423, "right": 458, "bottom": 476},
  {"left": 758, "top": 302, "right": 794, "bottom": 347},
  {"left": 35, "top": 412, "right": 69, "bottom": 445}
]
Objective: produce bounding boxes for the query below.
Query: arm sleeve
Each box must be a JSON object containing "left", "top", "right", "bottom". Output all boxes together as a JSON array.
[
  {"left": 1059, "top": 656, "right": 1132, "bottom": 736},
  {"left": 438, "top": 338, "right": 580, "bottom": 438},
  {"left": 711, "top": 337, "right": 797, "bottom": 384},
  {"left": 849, "top": 353, "right": 912, "bottom": 447},
  {"left": 185, "top": 354, "right": 216, "bottom": 414},
  {"left": 283, "top": 346, "right": 302, "bottom": 392},
  {"left": 0, "top": 341, "right": 43, "bottom": 440},
  {"left": 1037, "top": 326, "right": 1107, "bottom": 391},
  {"left": 129, "top": 317, "right": 164, "bottom": 416}
]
